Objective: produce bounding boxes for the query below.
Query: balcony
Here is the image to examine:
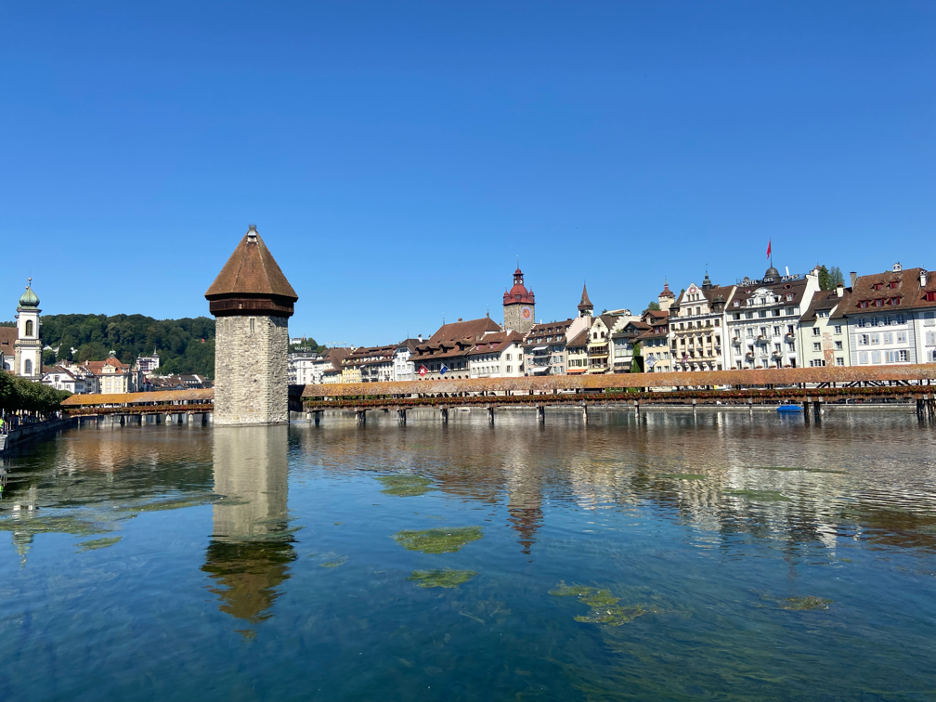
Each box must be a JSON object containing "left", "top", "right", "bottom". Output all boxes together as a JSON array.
[
  {"left": 785, "top": 333, "right": 795, "bottom": 340},
  {"left": 732, "top": 337, "right": 741, "bottom": 345},
  {"left": 755, "top": 337, "right": 768, "bottom": 346}
]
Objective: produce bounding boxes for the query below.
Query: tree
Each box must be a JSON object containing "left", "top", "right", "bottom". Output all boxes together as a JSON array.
[
  {"left": 818, "top": 265, "right": 845, "bottom": 291},
  {"left": 42, "top": 349, "right": 57, "bottom": 367},
  {"left": 829, "top": 266, "right": 845, "bottom": 288},
  {"left": 630, "top": 342, "right": 643, "bottom": 373},
  {"left": 647, "top": 301, "right": 660, "bottom": 311}
]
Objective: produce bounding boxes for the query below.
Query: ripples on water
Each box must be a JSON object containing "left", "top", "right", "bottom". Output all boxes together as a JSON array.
[{"left": 0, "top": 409, "right": 934, "bottom": 701}]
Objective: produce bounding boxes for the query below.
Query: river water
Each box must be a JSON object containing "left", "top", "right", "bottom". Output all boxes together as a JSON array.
[{"left": 1, "top": 409, "right": 934, "bottom": 701}]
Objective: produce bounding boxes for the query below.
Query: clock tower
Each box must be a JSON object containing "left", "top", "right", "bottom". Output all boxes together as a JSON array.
[{"left": 503, "top": 264, "right": 536, "bottom": 334}]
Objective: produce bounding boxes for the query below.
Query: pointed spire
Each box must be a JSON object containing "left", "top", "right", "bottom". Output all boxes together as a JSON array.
[{"left": 578, "top": 282, "right": 594, "bottom": 315}]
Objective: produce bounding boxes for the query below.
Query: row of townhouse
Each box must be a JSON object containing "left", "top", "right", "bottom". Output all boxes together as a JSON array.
[
  {"left": 666, "top": 261, "right": 936, "bottom": 372},
  {"left": 295, "top": 261, "right": 935, "bottom": 386}
]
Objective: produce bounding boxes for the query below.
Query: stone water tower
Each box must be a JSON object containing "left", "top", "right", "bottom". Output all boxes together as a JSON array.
[{"left": 206, "top": 225, "right": 298, "bottom": 425}]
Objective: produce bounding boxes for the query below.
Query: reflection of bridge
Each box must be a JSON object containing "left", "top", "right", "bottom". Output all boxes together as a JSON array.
[{"left": 61, "top": 367, "right": 936, "bottom": 425}]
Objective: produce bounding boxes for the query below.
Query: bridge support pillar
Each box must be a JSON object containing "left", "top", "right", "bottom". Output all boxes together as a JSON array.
[
  {"left": 314, "top": 411, "right": 321, "bottom": 426},
  {"left": 748, "top": 398, "right": 753, "bottom": 416},
  {"left": 488, "top": 406, "right": 495, "bottom": 426},
  {"left": 355, "top": 409, "right": 366, "bottom": 426},
  {"left": 441, "top": 408, "right": 448, "bottom": 424},
  {"left": 582, "top": 405, "right": 589, "bottom": 424},
  {"left": 537, "top": 405, "right": 545, "bottom": 424},
  {"left": 803, "top": 400, "right": 811, "bottom": 423},
  {"left": 397, "top": 409, "right": 406, "bottom": 426},
  {"left": 814, "top": 400, "right": 823, "bottom": 421}
]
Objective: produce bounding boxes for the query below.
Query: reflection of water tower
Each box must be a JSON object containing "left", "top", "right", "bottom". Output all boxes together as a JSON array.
[{"left": 201, "top": 426, "right": 294, "bottom": 625}]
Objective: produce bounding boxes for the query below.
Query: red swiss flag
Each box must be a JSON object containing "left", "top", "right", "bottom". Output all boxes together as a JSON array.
[{"left": 418, "top": 366, "right": 428, "bottom": 377}]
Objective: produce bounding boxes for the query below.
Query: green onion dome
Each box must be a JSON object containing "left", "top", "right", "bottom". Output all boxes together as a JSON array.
[{"left": 19, "top": 280, "right": 39, "bottom": 308}]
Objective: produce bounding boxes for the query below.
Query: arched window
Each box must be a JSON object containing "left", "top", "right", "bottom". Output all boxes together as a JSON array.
[
  {"left": 25, "top": 320, "right": 33, "bottom": 337},
  {"left": 24, "top": 359, "right": 32, "bottom": 375}
]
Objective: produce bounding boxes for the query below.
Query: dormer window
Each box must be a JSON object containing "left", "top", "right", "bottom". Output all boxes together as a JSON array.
[
  {"left": 733, "top": 301, "right": 740, "bottom": 308},
  {"left": 888, "top": 281, "right": 899, "bottom": 289},
  {"left": 872, "top": 283, "right": 883, "bottom": 291},
  {"left": 786, "top": 294, "right": 793, "bottom": 301}
]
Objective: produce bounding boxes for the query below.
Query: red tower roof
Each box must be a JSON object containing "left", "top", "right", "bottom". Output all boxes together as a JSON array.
[{"left": 503, "top": 267, "right": 535, "bottom": 305}]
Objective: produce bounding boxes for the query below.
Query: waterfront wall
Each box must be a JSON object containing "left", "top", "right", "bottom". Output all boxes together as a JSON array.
[{"left": 0, "top": 417, "right": 77, "bottom": 455}]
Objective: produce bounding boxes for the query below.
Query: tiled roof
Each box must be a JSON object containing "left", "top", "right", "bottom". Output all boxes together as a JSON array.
[
  {"left": 205, "top": 227, "right": 298, "bottom": 301},
  {"left": 729, "top": 277, "right": 809, "bottom": 307},
  {"left": 566, "top": 329, "right": 589, "bottom": 347},
  {"left": 801, "top": 289, "right": 848, "bottom": 322},
  {"left": 674, "top": 283, "right": 736, "bottom": 308},
  {"left": 428, "top": 317, "right": 502, "bottom": 345},
  {"left": 0, "top": 326, "right": 17, "bottom": 351},
  {"left": 523, "top": 319, "right": 574, "bottom": 345},
  {"left": 467, "top": 330, "right": 524, "bottom": 357},
  {"left": 836, "top": 267, "right": 933, "bottom": 316}
]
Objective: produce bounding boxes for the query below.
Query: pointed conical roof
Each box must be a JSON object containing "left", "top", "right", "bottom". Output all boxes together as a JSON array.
[
  {"left": 206, "top": 226, "right": 298, "bottom": 301},
  {"left": 578, "top": 283, "right": 593, "bottom": 312}
]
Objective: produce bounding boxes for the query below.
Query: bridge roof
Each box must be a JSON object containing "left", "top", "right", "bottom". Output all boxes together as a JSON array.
[{"left": 62, "top": 389, "right": 214, "bottom": 406}]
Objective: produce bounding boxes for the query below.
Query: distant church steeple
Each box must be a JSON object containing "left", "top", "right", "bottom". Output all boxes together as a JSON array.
[{"left": 578, "top": 283, "right": 593, "bottom": 317}]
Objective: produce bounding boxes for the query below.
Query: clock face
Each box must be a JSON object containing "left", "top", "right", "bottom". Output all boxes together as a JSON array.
[{"left": 521, "top": 307, "right": 532, "bottom": 319}]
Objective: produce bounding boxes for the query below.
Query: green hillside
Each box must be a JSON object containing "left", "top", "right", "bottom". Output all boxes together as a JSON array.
[{"left": 2, "top": 314, "right": 216, "bottom": 377}]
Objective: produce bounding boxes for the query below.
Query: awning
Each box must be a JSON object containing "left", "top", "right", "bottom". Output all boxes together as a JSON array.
[
  {"left": 531, "top": 365, "right": 551, "bottom": 374},
  {"left": 531, "top": 345, "right": 548, "bottom": 352}
]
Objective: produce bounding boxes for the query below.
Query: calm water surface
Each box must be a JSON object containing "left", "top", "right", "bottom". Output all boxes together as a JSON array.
[{"left": 1, "top": 409, "right": 934, "bottom": 701}]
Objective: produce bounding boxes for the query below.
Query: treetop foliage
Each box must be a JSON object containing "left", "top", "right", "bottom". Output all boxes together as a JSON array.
[
  {"left": 37, "top": 314, "right": 216, "bottom": 377},
  {"left": 0, "top": 372, "right": 70, "bottom": 414}
]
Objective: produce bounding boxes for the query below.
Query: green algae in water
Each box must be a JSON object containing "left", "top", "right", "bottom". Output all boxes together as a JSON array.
[
  {"left": 548, "top": 582, "right": 598, "bottom": 598},
  {"left": 782, "top": 596, "right": 832, "bottom": 611},
  {"left": 574, "top": 604, "right": 657, "bottom": 626},
  {"left": 392, "top": 526, "right": 483, "bottom": 554},
  {"left": 550, "top": 582, "right": 664, "bottom": 627},
  {"left": 115, "top": 493, "right": 233, "bottom": 514},
  {"left": 319, "top": 556, "right": 348, "bottom": 568},
  {"left": 658, "top": 474, "right": 706, "bottom": 480},
  {"left": 724, "top": 489, "right": 791, "bottom": 502},
  {"left": 376, "top": 474, "right": 433, "bottom": 497},
  {"left": 579, "top": 590, "right": 621, "bottom": 608},
  {"left": 76, "top": 536, "right": 122, "bottom": 552},
  {"left": 407, "top": 569, "right": 477, "bottom": 589}
]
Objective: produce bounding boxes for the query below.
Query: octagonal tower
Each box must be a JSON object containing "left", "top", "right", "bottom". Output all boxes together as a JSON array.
[{"left": 206, "top": 225, "right": 298, "bottom": 425}]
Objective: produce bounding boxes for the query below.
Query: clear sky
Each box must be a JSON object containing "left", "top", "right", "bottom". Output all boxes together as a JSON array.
[{"left": 2, "top": 1, "right": 934, "bottom": 345}]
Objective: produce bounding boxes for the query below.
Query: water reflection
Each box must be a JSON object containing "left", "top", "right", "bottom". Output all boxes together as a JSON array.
[{"left": 202, "top": 426, "right": 294, "bottom": 627}]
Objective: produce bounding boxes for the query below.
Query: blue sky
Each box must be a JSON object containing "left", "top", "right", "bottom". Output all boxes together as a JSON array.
[{"left": 2, "top": 1, "right": 933, "bottom": 345}]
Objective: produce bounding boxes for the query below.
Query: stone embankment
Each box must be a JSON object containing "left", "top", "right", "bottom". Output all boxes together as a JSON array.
[{"left": 0, "top": 417, "right": 76, "bottom": 456}]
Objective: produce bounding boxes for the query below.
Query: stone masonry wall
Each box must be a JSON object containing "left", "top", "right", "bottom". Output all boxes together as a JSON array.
[
  {"left": 504, "top": 304, "right": 535, "bottom": 335},
  {"left": 214, "top": 315, "right": 290, "bottom": 425}
]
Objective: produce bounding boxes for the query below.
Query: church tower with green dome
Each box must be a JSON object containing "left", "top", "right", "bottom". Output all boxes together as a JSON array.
[{"left": 14, "top": 278, "right": 42, "bottom": 380}]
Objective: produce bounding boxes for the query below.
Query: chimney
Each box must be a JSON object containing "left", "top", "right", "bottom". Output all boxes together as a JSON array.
[
  {"left": 836, "top": 283, "right": 844, "bottom": 298},
  {"left": 921, "top": 270, "right": 928, "bottom": 287},
  {"left": 458, "top": 318, "right": 463, "bottom": 322},
  {"left": 850, "top": 271, "right": 857, "bottom": 288},
  {"left": 418, "top": 334, "right": 423, "bottom": 343}
]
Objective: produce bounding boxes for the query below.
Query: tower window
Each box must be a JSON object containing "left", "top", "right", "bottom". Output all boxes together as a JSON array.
[
  {"left": 24, "top": 359, "right": 32, "bottom": 375},
  {"left": 25, "top": 320, "right": 33, "bottom": 336}
]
